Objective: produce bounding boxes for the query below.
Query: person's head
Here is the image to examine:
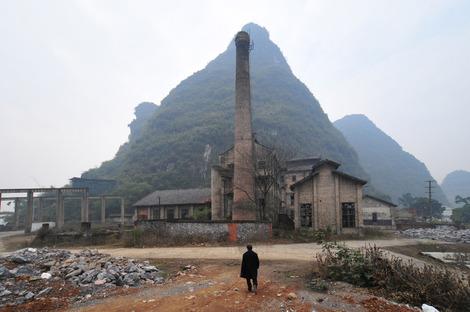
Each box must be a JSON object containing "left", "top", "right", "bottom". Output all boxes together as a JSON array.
[{"left": 246, "top": 244, "right": 253, "bottom": 251}]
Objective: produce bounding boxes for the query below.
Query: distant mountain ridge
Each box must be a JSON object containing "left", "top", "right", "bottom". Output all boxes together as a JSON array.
[
  {"left": 442, "top": 170, "right": 470, "bottom": 207},
  {"left": 334, "top": 114, "right": 449, "bottom": 205},
  {"left": 81, "top": 23, "right": 370, "bottom": 196}
]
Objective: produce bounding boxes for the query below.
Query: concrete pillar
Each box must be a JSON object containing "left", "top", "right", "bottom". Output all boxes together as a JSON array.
[
  {"left": 211, "top": 167, "right": 222, "bottom": 220},
  {"left": 294, "top": 187, "right": 300, "bottom": 230},
  {"left": 101, "top": 196, "right": 106, "bottom": 224},
  {"left": 56, "top": 189, "right": 64, "bottom": 230},
  {"left": 233, "top": 31, "right": 256, "bottom": 221},
  {"left": 14, "top": 198, "right": 20, "bottom": 230},
  {"left": 120, "top": 198, "right": 125, "bottom": 225},
  {"left": 37, "top": 198, "right": 44, "bottom": 222},
  {"left": 25, "top": 190, "right": 33, "bottom": 233},
  {"left": 81, "top": 189, "right": 89, "bottom": 222}
]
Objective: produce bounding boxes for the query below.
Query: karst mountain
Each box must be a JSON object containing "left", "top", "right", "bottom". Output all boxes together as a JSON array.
[
  {"left": 82, "top": 23, "right": 371, "bottom": 199},
  {"left": 441, "top": 170, "right": 470, "bottom": 207},
  {"left": 334, "top": 114, "right": 449, "bottom": 205}
]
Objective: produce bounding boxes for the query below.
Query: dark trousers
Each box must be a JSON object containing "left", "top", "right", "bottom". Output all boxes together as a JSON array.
[{"left": 246, "top": 277, "right": 258, "bottom": 291}]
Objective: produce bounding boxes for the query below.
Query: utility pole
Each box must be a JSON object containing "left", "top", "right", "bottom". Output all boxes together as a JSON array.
[{"left": 426, "top": 180, "right": 435, "bottom": 222}]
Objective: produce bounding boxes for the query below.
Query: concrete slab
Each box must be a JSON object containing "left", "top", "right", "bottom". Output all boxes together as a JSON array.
[{"left": 420, "top": 251, "right": 470, "bottom": 268}]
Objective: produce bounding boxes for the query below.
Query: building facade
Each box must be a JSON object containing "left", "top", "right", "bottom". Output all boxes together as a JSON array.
[
  {"left": 133, "top": 188, "right": 211, "bottom": 221},
  {"left": 211, "top": 140, "right": 281, "bottom": 221},
  {"left": 290, "top": 159, "right": 367, "bottom": 234},
  {"left": 362, "top": 195, "right": 396, "bottom": 229}
]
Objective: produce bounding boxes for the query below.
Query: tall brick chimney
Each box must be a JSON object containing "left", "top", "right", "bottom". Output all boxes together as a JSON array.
[{"left": 232, "top": 31, "right": 257, "bottom": 220}]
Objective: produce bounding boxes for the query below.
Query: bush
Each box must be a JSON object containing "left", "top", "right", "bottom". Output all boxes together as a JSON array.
[
  {"left": 317, "top": 242, "right": 374, "bottom": 287},
  {"left": 192, "top": 208, "right": 211, "bottom": 221},
  {"left": 316, "top": 243, "right": 470, "bottom": 311}
]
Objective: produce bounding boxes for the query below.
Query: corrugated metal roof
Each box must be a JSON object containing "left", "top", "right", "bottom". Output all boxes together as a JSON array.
[{"left": 133, "top": 188, "right": 211, "bottom": 207}]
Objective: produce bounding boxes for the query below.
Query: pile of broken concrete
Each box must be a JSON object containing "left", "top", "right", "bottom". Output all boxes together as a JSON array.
[
  {"left": 397, "top": 228, "right": 470, "bottom": 244},
  {"left": 0, "top": 247, "right": 164, "bottom": 308}
]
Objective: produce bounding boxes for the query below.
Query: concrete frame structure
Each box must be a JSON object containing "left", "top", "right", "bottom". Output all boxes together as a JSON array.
[{"left": 0, "top": 188, "right": 125, "bottom": 232}]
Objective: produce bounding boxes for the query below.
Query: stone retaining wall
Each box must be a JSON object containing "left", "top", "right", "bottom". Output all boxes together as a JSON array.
[{"left": 135, "top": 220, "right": 272, "bottom": 243}]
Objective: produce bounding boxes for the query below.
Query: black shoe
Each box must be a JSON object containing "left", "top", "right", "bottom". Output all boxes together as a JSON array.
[{"left": 253, "top": 285, "right": 257, "bottom": 294}]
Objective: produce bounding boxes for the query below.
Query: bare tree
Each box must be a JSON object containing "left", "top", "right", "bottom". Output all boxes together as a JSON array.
[{"left": 233, "top": 141, "right": 296, "bottom": 221}]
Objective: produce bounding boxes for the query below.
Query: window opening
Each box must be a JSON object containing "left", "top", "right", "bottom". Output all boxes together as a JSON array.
[
  {"left": 300, "top": 203, "right": 312, "bottom": 227},
  {"left": 342, "top": 202, "right": 355, "bottom": 228}
]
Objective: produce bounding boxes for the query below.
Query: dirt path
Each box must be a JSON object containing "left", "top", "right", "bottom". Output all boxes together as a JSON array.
[
  {"left": 67, "top": 258, "right": 420, "bottom": 312},
  {"left": 63, "top": 238, "right": 431, "bottom": 312}
]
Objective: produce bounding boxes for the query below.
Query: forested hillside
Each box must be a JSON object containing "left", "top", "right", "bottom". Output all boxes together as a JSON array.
[
  {"left": 334, "top": 114, "right": 449, "bottom": 205},
  {"left": 442, "top": 170, "right": 470, "bottom": 207},
  {"left": 81, "top": 23, "right": 369, "bottom": 200}
]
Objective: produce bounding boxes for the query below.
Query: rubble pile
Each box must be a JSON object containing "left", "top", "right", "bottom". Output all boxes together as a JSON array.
[
  {"left": 0, "top": 247, "right": 164, "bottom": 308},
  {"left": 397, "top": 228, "right": 470, "bottom": 244}
]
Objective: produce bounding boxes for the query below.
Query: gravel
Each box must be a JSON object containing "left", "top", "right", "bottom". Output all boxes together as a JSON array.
[{"left": 0, "top": 247, "right": 165, "bottom": 309}]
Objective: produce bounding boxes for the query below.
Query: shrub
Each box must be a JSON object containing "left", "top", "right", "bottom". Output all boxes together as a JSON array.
[
  {"left": 192, "top": 208, "right": 211, "bottom": 221},
  {"left": 316, "top": 243, "right": 470, "bottom": 312},
  {"left": 317, "top": 242, "right": 374, "bottom": 287}
]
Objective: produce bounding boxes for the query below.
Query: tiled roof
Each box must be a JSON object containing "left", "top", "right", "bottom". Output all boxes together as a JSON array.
[{"left": 133, "top": 188, "right": 211, "bottom": 207}]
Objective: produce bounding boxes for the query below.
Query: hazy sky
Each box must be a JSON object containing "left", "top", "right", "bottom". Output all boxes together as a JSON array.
[{"left": 1, "top": 0, "right": 469, "bottom": 191}]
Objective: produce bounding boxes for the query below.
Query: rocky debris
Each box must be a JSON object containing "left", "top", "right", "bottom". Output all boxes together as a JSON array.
[
  {"left": 0, "top": 247, "right": 165, "bottom": 309},
  {"left": 396, "top": 228, "right": 470, "bottom": 244}
]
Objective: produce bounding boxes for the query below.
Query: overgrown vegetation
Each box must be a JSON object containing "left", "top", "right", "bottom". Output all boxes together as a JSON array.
[
  {"left": 26, "top": 227, "right": 120, "bottom": 248},
  {"left": 192, "top": 208, "right": 211, "bottom": 221},
  {"left": 275, "top": 228, "right": 328, "bottom": 243},
  {"left": 123, "top": 228, "right": 227, "bottom": 247},
  {"left": 316, "top": 242, "right": 470, "bottom": 312}
]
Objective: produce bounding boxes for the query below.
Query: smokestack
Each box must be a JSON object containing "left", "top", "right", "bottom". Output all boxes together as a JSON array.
[{"left": 232, "top": 31, "right": 256, "bottom": 220}]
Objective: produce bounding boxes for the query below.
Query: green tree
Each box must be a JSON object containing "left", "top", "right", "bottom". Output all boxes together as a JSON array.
[
  {"left": 451, "top": 195, "right": 470, "bottom": 223},
  {"left": 455, "top": 195, "right": 470, "bottom": 206},
  {"left": 409, "top": 197, "right": 443, "bottom": 219},
  {"left": 398, "top": 193, "right": 414, "bottom": 209}
]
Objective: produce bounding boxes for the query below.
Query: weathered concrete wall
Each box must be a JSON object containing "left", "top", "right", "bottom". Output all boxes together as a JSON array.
[
  {"left": 31, "top": 222, "right": 56, "bottom": 232},
  {"left": 362, "top": 196, "right": 395, "bottom": 229},
  {"left": 135, "top": 220, "right": 272, "bottom": 243}
]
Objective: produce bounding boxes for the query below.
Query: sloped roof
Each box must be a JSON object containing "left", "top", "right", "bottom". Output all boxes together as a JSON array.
[
  {"left": 286, "top": 157, "right": 322, "bottom": 172},
  {"left": 312, "top": 159, "right": 341, "bottom": 170},
  {"left": 290, "top": 169, "right": 367, "bottom": 190},
  {"left": 333, "top": 171, "right": 367, "bottom": 185},
  {"left": 363, "top": 195, "right": 397, "bottom": 207},
  {"left": 133, "top": 188, "right": 211, "bottom": 207}
]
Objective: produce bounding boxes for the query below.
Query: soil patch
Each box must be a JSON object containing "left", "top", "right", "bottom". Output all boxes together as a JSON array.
[{"left": 68, "top": 258, "right": 420, "bottom": 312}]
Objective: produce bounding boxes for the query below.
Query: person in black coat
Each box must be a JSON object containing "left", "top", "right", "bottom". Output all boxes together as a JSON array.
[{"left": 240, "top": 244, "right": 259, "bottom": 293}]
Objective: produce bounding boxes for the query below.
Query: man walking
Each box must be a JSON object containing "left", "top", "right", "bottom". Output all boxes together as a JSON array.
[{"left": 240, "top": 244, "right": 259, "bottom": 294}]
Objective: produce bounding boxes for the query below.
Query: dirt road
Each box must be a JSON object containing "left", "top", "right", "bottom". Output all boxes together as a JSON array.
[{"left": 69, "top": 237, "right": 436, "bottom": 262}]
